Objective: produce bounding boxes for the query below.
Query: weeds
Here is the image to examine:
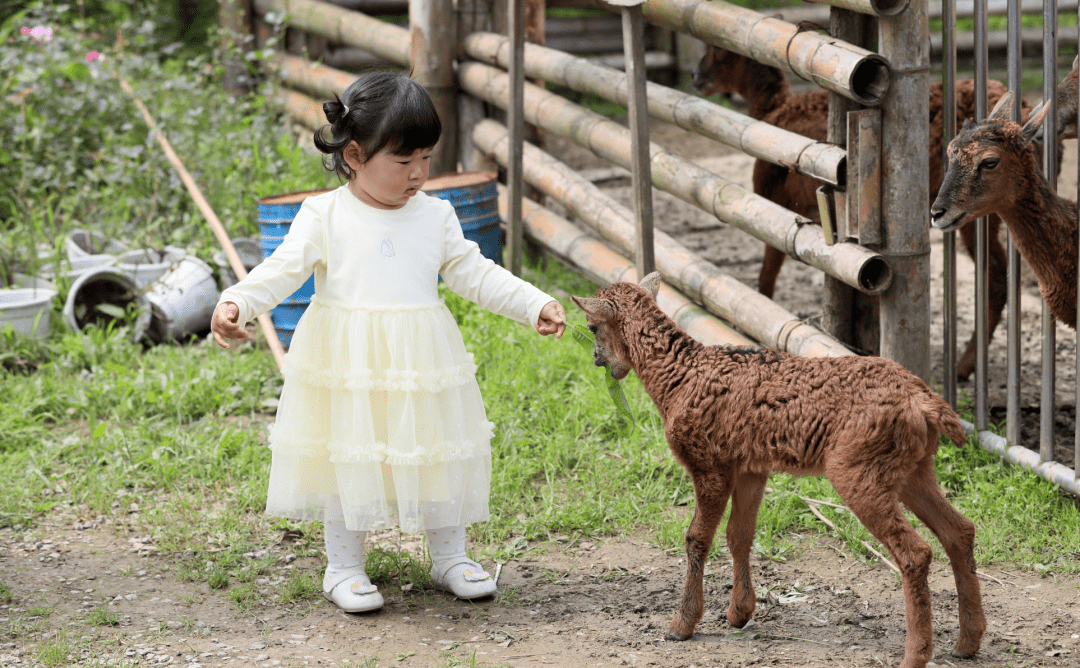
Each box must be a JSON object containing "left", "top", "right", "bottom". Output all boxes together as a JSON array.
[{"left": 84, "top": 605, "right": 119, "bottom": 627}]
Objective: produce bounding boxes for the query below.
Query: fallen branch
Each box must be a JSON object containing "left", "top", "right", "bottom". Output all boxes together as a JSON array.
[
  {"left": 118, "top": 78, "right": 285, "bottom": 370},
  {"left": 798, "top": 496, "right": 900, "bottom": 575}
]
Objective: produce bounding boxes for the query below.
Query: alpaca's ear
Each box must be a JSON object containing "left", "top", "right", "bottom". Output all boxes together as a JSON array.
[
  {"left": 639, "top": 272, "right": 662, "bottom": 299},
  {"left": 1022, "top": 97, "right": 1051, "bottom": 144},
  {"left": 987, "top": 91, "right": 1013, "bottom": 121},
  {"left": 570, "top": 296, "right": 616, "bottom": 321}
]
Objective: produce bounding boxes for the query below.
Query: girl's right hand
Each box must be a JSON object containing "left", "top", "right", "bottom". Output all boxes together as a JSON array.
[{"left": 211, "top": 301, "right": 251, "bottom": 349}]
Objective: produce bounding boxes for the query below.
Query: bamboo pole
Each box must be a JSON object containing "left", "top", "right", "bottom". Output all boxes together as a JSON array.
[
  {"left": 463, "top": 31, "right": 846, "bottom": 186},
  {"left": 577, "top": 0, "right": 890, "bottom": 105},
  {"left": 502, "top": 187, "right": 757, "bottom": 349},
  {"left": 119, "top": 79, "right": 285, "bottom": 370},
  {"left": 803, "top": 0, "right": 910, "bottom": 17},
  {"left": 474, "top": 119, "right": 855, "bottom": 358},
  {"left": 251, "top": 0, "right": 410, "bottom": 66},
  {"left": 458, "top": 62, "right": 891, "bottom": 297}
]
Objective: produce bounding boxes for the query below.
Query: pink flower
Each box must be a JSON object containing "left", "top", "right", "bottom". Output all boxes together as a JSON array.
[
  {"left": 85, "top": 51, "right": 101, "bottom": 62},
  {"left": 24, "top": 26, "right": 53, "bottom": 42}
]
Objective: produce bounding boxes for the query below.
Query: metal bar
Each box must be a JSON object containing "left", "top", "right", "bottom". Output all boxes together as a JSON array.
[
  {"left": 974, "top": 0, "right": 988, "bottom": 429},
  {"left": 498, "top": 187, "right": 757, "bottom": 349},
  {"left": 462, "top": 32, "right": 847, "bottom": 186},
  {"left": 1006, "top": 0, "right": 1022, "bottom": 446},
  {"left": 1041, "top": 0, "right": 1059, "bottom": 463},
  {"left": 507, "top": 0, "right": 525, "bottom": 277},
  {"left": 877, "top": 0, "right": 931, "bottom": 381},
  {"left": 942, "top": 0, "right": 958, "bottom": 407},
  {"left": 457, "top": 62, "right": 893, "bottom": 296},
  {"left": 960, "top": 420, "right": 1080, "bottom": 498},
  {"left": 773, "top": 0, "right": 1079, "bottom": 23},
  {"left": 472, "top": 118, "right": 858, "bottom": 359},
  {"left": 621, "top": 5, "right": 655, "bottom": 279},
  {"left": 802, "top": 0, "right": 910, "bottom": 17},
  {"left": 577, "top": 0, "right": 890, "bottom": 106}
]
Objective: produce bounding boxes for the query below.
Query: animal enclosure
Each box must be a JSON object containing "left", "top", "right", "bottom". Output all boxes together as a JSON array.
[{"left": 220, "top": 0, "right": 1080, "bottom": 498}]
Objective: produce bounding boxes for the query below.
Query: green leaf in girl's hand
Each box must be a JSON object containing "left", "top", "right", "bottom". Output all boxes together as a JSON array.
[{"left": 567, "top": 323, "right": 635, "bottom": 430}]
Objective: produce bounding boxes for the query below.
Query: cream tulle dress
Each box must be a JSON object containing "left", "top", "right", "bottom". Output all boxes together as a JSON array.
[{"left": 219, "top": 186, "right": 554, "bottom": 532}]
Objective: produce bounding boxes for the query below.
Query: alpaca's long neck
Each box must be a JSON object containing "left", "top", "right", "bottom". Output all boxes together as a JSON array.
[
  {"left": 740, "top": 63, "right": 791, "bottom": 120},
  {"left": 624, "top": 302, "right": 699, "bottom": 408},
  {"left": 1000, "top": 172, "right": 1079, "bottom": 328}
]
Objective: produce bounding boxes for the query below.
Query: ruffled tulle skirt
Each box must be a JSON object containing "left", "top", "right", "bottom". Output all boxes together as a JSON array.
[{"left": 264, "top": 299, "right": 493, "bottom": 533}]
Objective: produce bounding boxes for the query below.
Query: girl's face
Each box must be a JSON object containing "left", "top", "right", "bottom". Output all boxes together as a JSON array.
[{"left": 344, "top": 143, "right": 432, "bottom": 210}]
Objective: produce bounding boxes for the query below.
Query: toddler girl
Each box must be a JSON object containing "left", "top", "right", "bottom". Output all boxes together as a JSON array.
[{"left": 211, "top": 70, "right": 565, "bottom": 613}]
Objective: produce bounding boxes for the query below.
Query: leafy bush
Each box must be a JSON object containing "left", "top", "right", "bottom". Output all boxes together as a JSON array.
[{"left": 0, "top": 0, "right": 334, "bottom": 283}]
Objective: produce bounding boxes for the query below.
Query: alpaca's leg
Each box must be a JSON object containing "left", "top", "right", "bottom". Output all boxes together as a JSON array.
[
  {"left": 833, "top": 476, "right": 934, "bottom": 668},
  {"left": 956, "top": 215, "right": 1007, "bottom": 381},
  {"left": 725, "top": 472, "right": 768, "bottom": 628},
  {"left": 758, "top": 244, "right": 786, "bottom": 299},
  {"left": 667, "top": 472, "right": 733, "bottom": 641},
  {"left": 899, "top": 458, "right": 985, "bottom": 657}
]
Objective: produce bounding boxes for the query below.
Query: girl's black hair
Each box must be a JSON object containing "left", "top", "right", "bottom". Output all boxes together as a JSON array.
[{"left": 313, "top": 70, "right": 442, "bottom": 179}]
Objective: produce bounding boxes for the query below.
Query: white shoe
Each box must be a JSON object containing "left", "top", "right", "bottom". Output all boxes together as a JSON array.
[
  {"left": 322, "top": 574, "right": 384, "bottom": 613},
  {"left": 430, "top": 559, "right": 497, "bottom": 600}
]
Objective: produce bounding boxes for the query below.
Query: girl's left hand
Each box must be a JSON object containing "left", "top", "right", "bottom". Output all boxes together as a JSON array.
[{"left": 536, "top": 300, "right": 566, "bottom": 338}]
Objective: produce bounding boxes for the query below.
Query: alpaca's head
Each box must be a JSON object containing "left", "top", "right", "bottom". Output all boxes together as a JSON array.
[
  {"left": 931, "top": 91, "right": 1049, "bottom": 232},
  {"left": 691, "top": 44, "right": 741, "bottom": 98},
  {"left": 570, "top": 272, "right": 662, "bottom": 381}
]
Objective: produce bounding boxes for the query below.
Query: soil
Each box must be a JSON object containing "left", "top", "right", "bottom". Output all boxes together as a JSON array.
[{"left": 4, "top": 105, "right": 1080, "bottom": 668}]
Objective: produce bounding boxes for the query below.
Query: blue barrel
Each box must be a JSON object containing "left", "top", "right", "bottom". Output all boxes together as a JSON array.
[
  {"left": 258, "top": 189, "right": 332, "bottom": 347},
  {"left": 422, "top": 171, "right": 502, "bottom": 266}
]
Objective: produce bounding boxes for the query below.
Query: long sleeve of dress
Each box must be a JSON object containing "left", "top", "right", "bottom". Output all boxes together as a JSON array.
[
  {"left": 438, "top": 205, "right": 555, "bottom": 328},
  {"left": 218, "top": 202, "right": 326, "bottom": 327}
]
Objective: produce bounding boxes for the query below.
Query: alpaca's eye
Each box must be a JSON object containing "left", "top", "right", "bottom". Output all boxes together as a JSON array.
[
  {"left": 980, "top": 157, "right": 1000, "bottom": 170},
  {"left": 587, "top": 324, "right": 598, "bottom": 334}
]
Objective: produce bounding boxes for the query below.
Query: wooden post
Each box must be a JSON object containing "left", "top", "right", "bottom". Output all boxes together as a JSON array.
[
  {"left": 219, "top": 0, "right": 252, "bottom": 95},
  {"left": 878, "top": 0, "right": 930, "bottom": 380},
  {"left": 410, "top": 0, "right": 458, "bottom": 176}
]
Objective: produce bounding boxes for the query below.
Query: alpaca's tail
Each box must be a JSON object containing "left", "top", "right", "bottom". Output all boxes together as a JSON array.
[{"left": 921, "top": 393, "right": 967, "bottom": 447}]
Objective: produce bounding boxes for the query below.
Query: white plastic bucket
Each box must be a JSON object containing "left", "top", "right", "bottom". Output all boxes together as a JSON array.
[
  {"left": 0, "top": 287, "right": 58, "bottom": 339},
  {"left": 212, "top": 237, "right": 263, "bottom": 289},
  {"left": 117, "top": 246, "right": 185, "bottom": 289},
  {"left": 62, "top": 267, "right": 150, "bottom": 341},
  {"left": 145, "top": 256, "right": 219, "bottom": 343},
  {"left": 66, "top": 228, "right": 128, "bottom": 258}
]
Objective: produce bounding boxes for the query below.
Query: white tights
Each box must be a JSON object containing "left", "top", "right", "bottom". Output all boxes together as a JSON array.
[{"left": 322, "top": 499, "right": 474, "bottom": 591}]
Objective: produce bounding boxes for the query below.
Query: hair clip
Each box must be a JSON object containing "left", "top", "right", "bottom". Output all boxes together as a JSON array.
[{"left": 342, "top": 103, "right": 350, "bottom": 116}]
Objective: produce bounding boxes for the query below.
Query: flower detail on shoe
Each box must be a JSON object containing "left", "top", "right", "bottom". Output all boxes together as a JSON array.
[
  {"left": 350, "top": 581, "right": 379, "bottom": 595},
  {"left": 461, "top": 568, "right": 490, "bottom": 582}
]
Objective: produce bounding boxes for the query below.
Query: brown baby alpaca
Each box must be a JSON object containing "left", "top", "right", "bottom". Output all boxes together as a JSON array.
[
  {"left": 692, "top": 45, "right": 1038, "bottom": 380},
  {"left": 571, "top": 273, "right": 985, "bottom": 668},
  {"left": 932, "top": 93, "right": 1078, "bottom": 331}
]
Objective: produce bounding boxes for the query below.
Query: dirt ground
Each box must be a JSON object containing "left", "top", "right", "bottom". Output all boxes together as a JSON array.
[
  {"left": 5, "top": 105, "right": 1080, "bottom": 668},
  {"left": 2, "top": 514, "right": 1079, "bottom": 668}
]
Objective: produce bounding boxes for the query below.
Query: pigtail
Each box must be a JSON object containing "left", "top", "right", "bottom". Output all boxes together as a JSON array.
[{"left": 314, "top": 94, "right": 354, "bottom": 179}]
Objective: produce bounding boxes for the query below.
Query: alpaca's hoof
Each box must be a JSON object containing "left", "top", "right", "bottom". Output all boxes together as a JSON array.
[
  {"left": 665, "top": 629, "right": 693, "bottom": 642},
  {"left": 727, "top": 611, "right": 753, "bottom": 628},
  {"left": 951, "top": 644, "right": 980, "bottom": 659}
]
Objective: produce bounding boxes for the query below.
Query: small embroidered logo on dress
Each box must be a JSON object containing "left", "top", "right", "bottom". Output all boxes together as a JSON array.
[{"left": 380, "top": 238, "right": 395, "bottom": 257}]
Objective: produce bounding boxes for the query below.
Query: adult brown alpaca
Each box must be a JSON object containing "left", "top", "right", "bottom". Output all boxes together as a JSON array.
[
  {"left": 933, "top": 93, "right": 1077, "bottom": 330},
  {"left": 692, "top": 45, "right": 1032, "bottom": 380},
  {"left": 571, "top": 273, "right": 984, "bottom": 668},
  {"left": 1032, "top": 55, "right": 1079, "bottom": 142}
]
